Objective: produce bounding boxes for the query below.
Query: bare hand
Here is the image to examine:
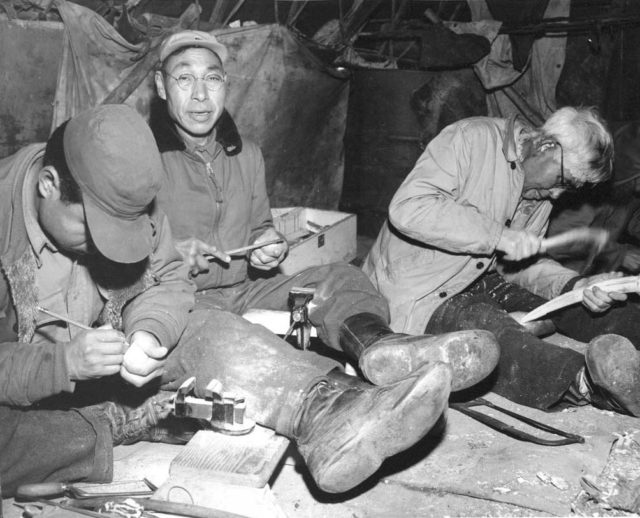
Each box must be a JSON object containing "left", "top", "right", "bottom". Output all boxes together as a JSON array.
[
  {"left": 496, "top": 228, "right": 542, "bottom": 261},
  {"left": 249, "top": 228, "right": 288, "bottom": 271},
  {"left": 120, "top": 331, "right": 168, "bottom": 387},
  {"left": 65, "top": 325, "right": 128, "bottom": 381},
  {"left": 176, "top": 238, "right": 230, "bottom": 278},
  {"left": 574, "top": 271, "right": 628, "bottom": 313}
]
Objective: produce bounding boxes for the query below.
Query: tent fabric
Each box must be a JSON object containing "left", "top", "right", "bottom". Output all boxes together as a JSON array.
[
  {"left": 51, "top": 0, "right": 349, "bottom": 209},
  {"left": 453, "top": 0, "right": 568, "bottom": 122},
  {"left": 51, "top": 0, "right": 157, "bottom": 130},
  {"left": 486, "top": 0, "right": 551, "bottom": 72}
]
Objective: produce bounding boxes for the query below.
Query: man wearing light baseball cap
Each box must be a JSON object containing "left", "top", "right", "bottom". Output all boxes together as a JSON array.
[
  {"left": 0, "top": 104, "right": 199, "bottom": 496},
  {"left": 149, "top": 30, "right": 501, "bottom": 494}
]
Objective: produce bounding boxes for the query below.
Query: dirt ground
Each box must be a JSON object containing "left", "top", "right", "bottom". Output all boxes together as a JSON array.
[
  {"left": 4, "top": 384, "right": 639, "bottom": 517},
  {"left": 3, "top": 332, "right": 639, "bottom": 518}
]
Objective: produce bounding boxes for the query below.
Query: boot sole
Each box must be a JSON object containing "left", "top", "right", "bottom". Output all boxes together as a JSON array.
[
  {"left": 360, "top": 329, "right": 499, "bottom": 391},
  {"left": 311, "top": 362, "right": 452, "bottom": 493},
  {"left": 586, "top": 334, "right": 640, "bottom": 416}
]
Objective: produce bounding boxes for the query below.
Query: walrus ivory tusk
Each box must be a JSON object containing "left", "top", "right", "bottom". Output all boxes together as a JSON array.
[{"left": 518, "top": 275, "right": 640, "bottom": 324}]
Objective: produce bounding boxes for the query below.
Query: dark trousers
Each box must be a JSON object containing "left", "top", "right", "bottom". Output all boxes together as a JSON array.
[
  {"left": 0, "top": 405, "right": 113, "bottom": 498},
  {"left": 427, "top": 272, "right": 640, "bottom": 409},
  {"left": 1, "top": 263, "right": 383, "bottom": 496}
]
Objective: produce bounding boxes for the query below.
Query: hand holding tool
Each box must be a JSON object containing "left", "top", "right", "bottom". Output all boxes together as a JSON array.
[
  {"left": 37, "top": 306, "right": 130, "bottom": 348},
  {"left": 205, "top": 238, "right": 285, "bottom": 262}
]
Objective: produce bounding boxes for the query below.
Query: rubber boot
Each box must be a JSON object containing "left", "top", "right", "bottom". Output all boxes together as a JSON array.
[
  {"left": 339, "top": 312, "right": 499, "bottom": 390},
  {"left": 585, "top": 334, "right": 640, "bottom": 417},
  {"left": 293, "top": 361, "right": 451, "bottom": 493}
]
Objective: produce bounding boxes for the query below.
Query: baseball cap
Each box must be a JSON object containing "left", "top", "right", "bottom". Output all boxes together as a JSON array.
[
  {"left": 63, "top": 104, "right": 163, "bottom": 264},
  {"left": 159, "top": 30, "right": 228, "bottom": 64},
  {"left": 613, "top": 122, "right": 640, "bottom": 186}
]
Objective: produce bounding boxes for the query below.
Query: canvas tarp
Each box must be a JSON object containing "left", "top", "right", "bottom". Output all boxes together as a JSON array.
[
  {"left": 448, "top": 0, "right": 569, "bottom": 124},
  {"left": 52, "top": 0, "right": 349, "bottom": 209}
]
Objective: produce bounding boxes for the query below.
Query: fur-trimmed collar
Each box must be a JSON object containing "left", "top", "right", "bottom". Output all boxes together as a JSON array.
[{"left": 149, "top": 99, "right": 242, "bottom": 157}]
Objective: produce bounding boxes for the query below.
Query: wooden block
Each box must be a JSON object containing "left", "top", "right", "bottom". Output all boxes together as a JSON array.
[
  {"left": 168, "top": 426, "right": 289, "bottom": 488},
  {"left": 153, "top": 426, "right": 290, "bottom": 518}
]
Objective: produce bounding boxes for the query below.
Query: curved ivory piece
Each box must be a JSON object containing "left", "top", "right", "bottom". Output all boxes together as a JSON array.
[{"left": 518, "top": 276, "right": 640, "bottom": 324}]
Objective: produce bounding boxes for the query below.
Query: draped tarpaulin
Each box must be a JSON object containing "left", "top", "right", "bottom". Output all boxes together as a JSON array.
[
  {"left": 449, "top": 0, "right": 569, "bottom": 124},
  {"left": 52, "top": 1, "right": 349, "bottom": 209}
]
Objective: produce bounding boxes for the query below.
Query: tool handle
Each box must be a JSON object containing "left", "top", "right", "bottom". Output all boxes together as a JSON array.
[
  {"left": 223, "top": 238, "right": 284, "bottom": 256},
  {"left": 37, "top": 306, "right": 92, "bottom": 331},
  {"left": 539, "top": 227, "right": 609, "bottom": 254},
  {"left": 16, "top": 482, "right": 68, "bottom": 499}
]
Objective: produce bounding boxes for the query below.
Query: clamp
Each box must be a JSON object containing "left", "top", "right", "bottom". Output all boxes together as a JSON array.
[
  {"left": 173, "top": 376, "right": 255, "bottom": 435},
  {"left": 283, "top": 287, "right": 315, "bottom": 350}
]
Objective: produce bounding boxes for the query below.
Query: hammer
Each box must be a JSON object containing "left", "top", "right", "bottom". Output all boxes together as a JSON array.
[{"left": 540, "top": 227, "right": 610, "bottom": 274}]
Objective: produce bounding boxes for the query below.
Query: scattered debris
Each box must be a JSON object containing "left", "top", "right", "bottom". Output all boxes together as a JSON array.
[
  {"left": 536, "top": 472, "right": 570, "bottom": 490},
  {"left": 573, "top": 430, "right": 640, "bottom": 516}
]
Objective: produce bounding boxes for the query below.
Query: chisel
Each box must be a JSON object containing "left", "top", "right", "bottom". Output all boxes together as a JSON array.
[
  {"left": 16, "top": 479, "right": 155, "bottom": 499},
  {"left": 205, "top": 238, "right": 285, "bottom": 262}
]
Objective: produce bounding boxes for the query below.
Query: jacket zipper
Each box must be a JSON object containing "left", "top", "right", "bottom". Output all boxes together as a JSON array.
[{"left": 203, "top": 157, "right": 224, "bottom": 286}]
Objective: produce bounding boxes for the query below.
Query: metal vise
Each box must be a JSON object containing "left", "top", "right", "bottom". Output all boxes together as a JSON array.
[
  {"left": 284, "top": 287, "right": 315, "bottom": 350},
  {"left": 173, "top": 376, "right": 255, "bottom": 435}
]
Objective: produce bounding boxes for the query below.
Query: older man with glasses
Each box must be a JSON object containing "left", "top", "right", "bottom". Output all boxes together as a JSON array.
[
  {"left": 364, "top": 107, "right": 640, "bottom": 418},
  {"left": 146, "top": 31, "right": 506, "bottom": 494}
]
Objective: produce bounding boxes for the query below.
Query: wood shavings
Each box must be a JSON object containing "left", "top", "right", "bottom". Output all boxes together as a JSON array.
[{"left": 536, "top": 472, "right": 570, "bottom": 490}]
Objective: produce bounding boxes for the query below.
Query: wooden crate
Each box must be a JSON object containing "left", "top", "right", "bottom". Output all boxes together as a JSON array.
[{"left": 271, "top": 207, "right": 357, "bottom": 275}]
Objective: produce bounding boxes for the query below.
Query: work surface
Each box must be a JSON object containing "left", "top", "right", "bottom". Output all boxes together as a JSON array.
[
  {"left": 3, "top": 333, "right": 639, "bottom": 517},
  {"left": 3, "top": 399, "right": 638, "bottom": 518}
]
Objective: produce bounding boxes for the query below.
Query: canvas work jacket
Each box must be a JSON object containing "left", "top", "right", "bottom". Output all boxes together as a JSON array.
[
  {"left": 152, "top": 109, "right": 274, "bottom": 292},
  {"left": 0, "top": 144, "right": 195, "bottom": 406},
  {"left": 363, "top": 116, "right": 578, "bottom": 335}
]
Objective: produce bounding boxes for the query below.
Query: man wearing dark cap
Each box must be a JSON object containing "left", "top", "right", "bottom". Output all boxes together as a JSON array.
[
  {"left": 149, "top": 30, "right": 500, "bottom": 494},
  {"left": 1, "top": 104, "right": 436, "bottom": 500},
  {"left": 0, "top": 102, "right": 464, "bottom": 498},
  {"left": 0, "top": 104, "right": 199, "bottom": 497}
]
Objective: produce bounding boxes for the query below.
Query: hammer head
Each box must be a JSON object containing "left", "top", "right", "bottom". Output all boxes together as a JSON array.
[
  {"left": 541, "top": 227, "right": 609, "bottom": 255},
  {"left": 541, "top": 227, "right": 610, "bottom": 274}
]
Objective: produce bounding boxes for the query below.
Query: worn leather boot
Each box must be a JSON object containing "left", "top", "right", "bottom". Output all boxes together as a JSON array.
[
  {"left": 96, "top": 391, "right": 204, "bottom": 445},
  {"left": 293, "top": 362, "right": 452, "bottom": 493},
  {"left": 339, "top": 312, "right": 499, "bottom": 390},
  {"left": 585, "top": 334, "right": 640, "bottom": 417}
]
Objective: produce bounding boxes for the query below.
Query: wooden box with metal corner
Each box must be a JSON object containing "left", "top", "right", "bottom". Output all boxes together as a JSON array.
[{"left": 271, "top": 207, "right": 357, "bottom": 275}]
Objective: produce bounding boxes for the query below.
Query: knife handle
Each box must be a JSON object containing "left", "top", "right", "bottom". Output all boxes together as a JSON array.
[{"left": 16, "top": 482, "right": 68, "bottom": 499}]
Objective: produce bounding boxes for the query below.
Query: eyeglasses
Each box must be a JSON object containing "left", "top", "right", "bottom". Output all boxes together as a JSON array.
[
  {"left": 164, "top": 72, "right": 226, "bottom": 92},
  {"left": 553, "top": 141, "right": 579, "bottom": 192}
]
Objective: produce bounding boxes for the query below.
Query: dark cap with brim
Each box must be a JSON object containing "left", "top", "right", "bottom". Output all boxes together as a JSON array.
[
  {"left": 159, "top": 30, "right": 228, "bottom": 64},
  {"left": 63, "top": 104, "right": 163, "bottom": 264}
]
